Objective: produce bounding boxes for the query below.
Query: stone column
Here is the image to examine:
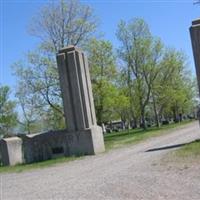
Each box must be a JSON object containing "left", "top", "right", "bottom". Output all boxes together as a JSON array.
[
  {"left": 56, "top": 46, "right": 105, "bottom": 155},
  {"left": 0, "top": 137, "right": 23, "bottom": 166},
  {"left": 190, "top": 19, "right": 200, "bottom": 95},
  {"left": 57, "top": 46, "right": 97, "bottom": 130}
]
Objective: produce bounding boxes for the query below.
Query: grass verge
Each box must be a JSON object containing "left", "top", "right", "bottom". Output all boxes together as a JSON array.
[
  {"left": 161, "top": 139, "right": 200, "bottom": 167},
  {"left": 0, "top": 120, "right": 195, "bottom": 173},
  {"left": 0, "top": 156, "right": 81, "bottom": 174},
  {"left": 174, "top": 139, "right": 200, "bottom": 158},
  {"left": 104, "top": 120, "right": 195, "bottom": 150}
]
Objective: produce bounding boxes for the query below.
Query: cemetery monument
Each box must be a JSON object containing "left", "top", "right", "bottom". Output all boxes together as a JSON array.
[
  {"left": 0, "top": 46, "right": 105, "bottom": 166},
  {"left": 190, "top": 19, "right": 200, "bottom": 95}
]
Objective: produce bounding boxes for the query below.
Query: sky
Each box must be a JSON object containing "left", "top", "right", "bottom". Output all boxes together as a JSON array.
[{"left": 0, "top": 0, "right": 200, "bottom": 98}]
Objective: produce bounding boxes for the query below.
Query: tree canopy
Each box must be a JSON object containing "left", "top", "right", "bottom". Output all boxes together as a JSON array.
[
  {"left": 8, "top": 1, "right": 198, "bottom": 134},
  {"left": 0, "top": 86, "right": 18, "bottom": 136}
]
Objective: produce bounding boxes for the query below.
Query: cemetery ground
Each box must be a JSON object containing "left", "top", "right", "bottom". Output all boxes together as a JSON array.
[
  {"left": 0, "top": 119, "right": 197, "bottom": 173},
  {"left": 1, "top": 120, "right": 200, "bottom": 200}
]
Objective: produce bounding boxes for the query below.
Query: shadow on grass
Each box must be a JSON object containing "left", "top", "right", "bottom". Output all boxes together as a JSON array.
[{"left": 146, "top": 139, "right": 200, "bottom": 152}]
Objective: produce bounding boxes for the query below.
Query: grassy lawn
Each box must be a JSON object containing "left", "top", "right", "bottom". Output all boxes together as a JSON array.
[
  {"left": 0, "top": 156, "right": 81, "bottom": 174},
  {"left": 162, "top": 138, "right": 200, "bottom": 166},
  {"left": 104, "top": 120, "right": 194, "bottom": 150},
  {"left": 174, "top": 139, "right": 200, "bottom": 158},
  {"left": 0, "top": 119, "right": 195, "bottom": 173}
]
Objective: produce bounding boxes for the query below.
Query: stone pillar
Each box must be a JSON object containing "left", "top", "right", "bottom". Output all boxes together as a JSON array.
[
  {"left": 190, "top": 19, "right": 200, "bottom": 95},
  {"left": 0, "top": 137, "right": 23, "bottom": 166},
  {"left": 56, "top": 46, "right": 105, "bottom": 155}
]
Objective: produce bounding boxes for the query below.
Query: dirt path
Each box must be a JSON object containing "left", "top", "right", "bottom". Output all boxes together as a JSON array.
[{"left": 1, "top": 122, "right": 200, "bottom": 200}]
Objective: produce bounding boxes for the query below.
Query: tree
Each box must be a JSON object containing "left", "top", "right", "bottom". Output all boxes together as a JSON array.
[
  {"left": 151, "top": 48, "right": 196, "bottom": 124},
  {"left": 116, "top": 18, "right": 163, "bottom": 129},
  {"left": 14, "top": 0, "right": 98, "bottom": 131},
  {"left": 15, "top": 82, "right": 43, "bottom": 134},
  {"left": 29, "top": 0, "right": 97, "bottom": 53},
  {"left": 14, "top": 51, "right": 65, "bottom": 132},
  {"left": 0, "top": 86, "right": 17, "bottom": 137},
  {"left": 116, "top": 68, "right": 139, "bottom": 127},
  {"left": 87, "top": 39, "right": 119, "bottom": 124}
]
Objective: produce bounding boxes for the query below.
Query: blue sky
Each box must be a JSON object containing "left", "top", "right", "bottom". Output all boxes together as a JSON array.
[{"left": 0, "top": 0, "right": 199, "bottom": 96}]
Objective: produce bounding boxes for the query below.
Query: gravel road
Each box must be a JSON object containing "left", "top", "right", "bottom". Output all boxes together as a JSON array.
[{"left": 1, "top": 122, "right": 200, "bottom": 200}]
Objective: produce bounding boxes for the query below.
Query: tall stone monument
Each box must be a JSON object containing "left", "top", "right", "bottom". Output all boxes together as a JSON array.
[
  {"left": 0, "top": 46, "right": 105, "bottom": 166},
  {"left": 190, "top": 19, "right": 200, "bottom": 95},
  {"left": 56, "top": 46, "right": 105, "bottom": 155}
]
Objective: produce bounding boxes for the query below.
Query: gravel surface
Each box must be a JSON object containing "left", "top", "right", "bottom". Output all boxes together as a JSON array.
[{"left": 1, "top": 122, "right": 200, "bottom": 200}]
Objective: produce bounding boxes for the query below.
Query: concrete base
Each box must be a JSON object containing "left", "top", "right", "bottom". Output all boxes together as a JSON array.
[
  {"left": 22, "top": 126, "right": 105, "bottom": 164},
  {"left": 69, "top": 126, "right": 105, "bottom": 155},
  {"left": 0, "top": 137, "right": 23, "bottom": 166}
]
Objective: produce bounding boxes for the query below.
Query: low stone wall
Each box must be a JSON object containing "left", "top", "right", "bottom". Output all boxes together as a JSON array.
[
  {"left": 22, "top": 130, "right": 71, "bottom": 163},
  {"left": 22, "top": 126, "right": 104, "bottom": 164},
  {"left": 0, "top": 126, "right": 104, "bottom": 166}
]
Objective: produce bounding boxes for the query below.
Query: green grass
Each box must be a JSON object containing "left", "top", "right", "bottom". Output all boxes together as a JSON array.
[
  {"left": 0, "top": 119, "right": 195, "bottom": 173},
  {"left": 104, "top": 120, "right": 194, "bottom": 150},
  {"left": 163, "top": 138, "right": 200, "bottom": 166},
  {"left": 0, "top": 156, "right": 81, "bottom": 173},
  {"left": 174, "top": 139, "right": 200, "bottom": 158}
]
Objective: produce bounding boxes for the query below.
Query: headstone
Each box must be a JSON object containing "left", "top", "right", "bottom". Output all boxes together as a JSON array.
[
  {"left": 56, "top": 46, "right": 105, "bottom": 155},
  {"left": 190, "top": 19, "right": 200, "bottom": 95},
  {"left": 0, "top": 137, "right": 23, "bottom": 166}
]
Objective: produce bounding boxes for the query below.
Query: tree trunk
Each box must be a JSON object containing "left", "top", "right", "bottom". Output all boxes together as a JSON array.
[
  {"left": 132, "top": 116, "right": 137, "bottom": 128},
  {"left": 97, "top": 105, "right": 103, "bottom": 125},
  {"left": 141, "top": 108, "right": 146, "bottom": 130},
  {"left": 27, "top": 121, "right": 31, "bottom": 134},
  {"left": 152, "top": 93, "right": 160, "bottom": 127},
  {"left": 172, "top": 108, "right": 178, "bottom": 123}
]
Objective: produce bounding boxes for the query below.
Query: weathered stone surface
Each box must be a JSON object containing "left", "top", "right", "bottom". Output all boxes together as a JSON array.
[
  {"left": 57, "top": 46, "right": 98, "bottom": 131},
  {"left": 23, "top": 126, "right": 104, "bottom": 164},
  {"left": 0, "top": 137, "right": 23, "bottom": 166},
  {"left": 56, "top": 45, "right": 105, "bottom": 156},
  {"left": 0, "top": 46, "right": 105, "bottom": 166},
  {"left": 190, "top": 19, "right": 200, "bottom": 95},
  {"left": 22, "top": 130, "right": 70, "bottom": 163}
]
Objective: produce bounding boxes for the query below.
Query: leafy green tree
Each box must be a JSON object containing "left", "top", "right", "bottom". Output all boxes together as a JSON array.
[
  {"left": 13, "top": 0, "right": 98, "bottom": 131},
  {"left": 42, "top": 105, "right": 65, "bottom": 131},
  {"left": 87, "top": 39, "right": 119, "bottom": 124},
  {"left": 116, "top": 69, "right": 139, "bottom": 127},
  {"left": 114, "top": 88, "right": 131, "bottom": 124},
  {"left": 116, "top": 18, "right": 163, "bottom": 129},
  {"left": 15, "top": 81, "right": 43, "bottom": 134},
  {"left": 0, "top": 86, "right": 17, "bottom": 136},
  {"left": 151, "top": 48, "right": 196, "bottom": 124}
]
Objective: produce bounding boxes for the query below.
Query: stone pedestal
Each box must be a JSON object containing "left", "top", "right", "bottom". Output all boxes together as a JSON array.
[
  {"left": 56, "top": 46, "right": 105, "bottom": 155},
  {"left": 0, "top": 137, "right": 23, "bottom": 166},
  {"left": 190, "top": 19, "right": 200, "bottom": 95}
]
